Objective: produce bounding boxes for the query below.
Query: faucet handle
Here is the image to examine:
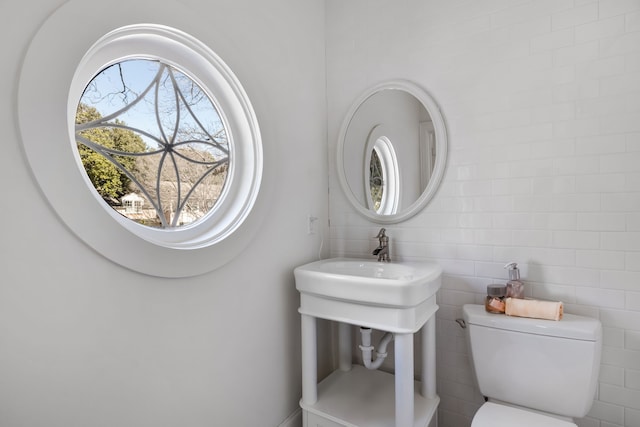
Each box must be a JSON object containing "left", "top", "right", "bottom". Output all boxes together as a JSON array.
[{"left": 375, "top": 228, "right": 387, "bottom": 238}]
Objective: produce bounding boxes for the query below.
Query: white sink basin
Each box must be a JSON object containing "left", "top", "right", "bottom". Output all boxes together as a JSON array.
[{"left": 295, "top": 257, "right": 442, "bottom": 308}]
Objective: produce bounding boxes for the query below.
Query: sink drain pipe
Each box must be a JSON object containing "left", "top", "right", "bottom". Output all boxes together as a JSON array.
[{"left": 359, "top": 327, "right": 394, "bottom": 370}]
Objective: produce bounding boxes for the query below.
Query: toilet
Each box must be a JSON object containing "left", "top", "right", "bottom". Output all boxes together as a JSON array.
[{"left": 462, "top": 304, "right": 602, "bottom": 427}]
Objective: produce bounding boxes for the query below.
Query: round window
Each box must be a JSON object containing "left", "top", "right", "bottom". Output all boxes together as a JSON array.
[
  {"left": 76, "top": 58, "right": 230, "bottom": 229},
  {"left": 19, "top": 18, "right": 263, "bottom": 277}
]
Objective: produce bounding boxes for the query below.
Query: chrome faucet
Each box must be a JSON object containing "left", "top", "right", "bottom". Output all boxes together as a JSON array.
[{"left": 372, "top": 228, "right": 390, "bottom": 262}]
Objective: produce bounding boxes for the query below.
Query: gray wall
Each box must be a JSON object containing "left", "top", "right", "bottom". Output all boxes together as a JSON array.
[{"left": 0, "top": 0, "right": 328, "bottom": 426}]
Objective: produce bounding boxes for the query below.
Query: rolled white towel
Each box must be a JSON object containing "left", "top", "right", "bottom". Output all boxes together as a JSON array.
[{"left": 505, "top": 298, "right": 563, "bottom": 321}]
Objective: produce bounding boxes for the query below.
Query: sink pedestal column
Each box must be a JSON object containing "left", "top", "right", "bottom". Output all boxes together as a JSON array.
[
  {"left": 338, "top": 322, "right": 352, "bottom": 372},
  {"left": 301, "top": 314, "right": 317, "bottom": 405},
  {"left": 422, "top": 316, "right": 436, "bottom": 399},
  {"left": 395, "top": 333, "right": 414, "bottom": 427}
]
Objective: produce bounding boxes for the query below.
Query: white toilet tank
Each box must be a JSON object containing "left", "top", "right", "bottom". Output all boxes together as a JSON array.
[{"left": 463, "top": 304, "right": 602, "bottom": 419}]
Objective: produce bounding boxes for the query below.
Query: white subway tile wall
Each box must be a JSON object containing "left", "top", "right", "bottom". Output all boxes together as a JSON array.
[{"left": 326, "top": 1, "right": 640, "bottom": 426}]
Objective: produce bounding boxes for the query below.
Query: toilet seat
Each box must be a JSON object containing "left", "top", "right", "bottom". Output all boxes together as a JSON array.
[{"left": 472, "top": 402, "right": 576, "bottom": 427}]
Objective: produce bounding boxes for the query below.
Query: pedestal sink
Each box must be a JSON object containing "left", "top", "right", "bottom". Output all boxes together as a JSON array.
[{"left": 295, "top": 257, "right": 442, "bottom": 427}]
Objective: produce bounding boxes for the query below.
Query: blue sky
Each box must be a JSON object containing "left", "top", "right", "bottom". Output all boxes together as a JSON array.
[{"left": 79, "top": 58, "right": 227, "bottom": 157}]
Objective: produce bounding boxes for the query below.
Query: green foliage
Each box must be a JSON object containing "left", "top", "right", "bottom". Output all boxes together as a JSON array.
[{"left": 75, "top": 104, "right": 147, "bottom": 200}]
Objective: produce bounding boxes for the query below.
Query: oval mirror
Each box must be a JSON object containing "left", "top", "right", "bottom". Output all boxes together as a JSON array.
[{"left": 337, "top": 80, "right": 447, "bottom": 223}]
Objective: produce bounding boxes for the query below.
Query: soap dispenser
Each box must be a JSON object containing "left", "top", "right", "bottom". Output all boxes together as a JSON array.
[{"left": 504, "top": 262, "right": 525, "bottom": 299}]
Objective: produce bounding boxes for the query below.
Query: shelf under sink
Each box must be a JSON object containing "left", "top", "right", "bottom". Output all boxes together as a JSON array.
[{"left": 300, "top": 365, "right": 439, "bottom": 427}]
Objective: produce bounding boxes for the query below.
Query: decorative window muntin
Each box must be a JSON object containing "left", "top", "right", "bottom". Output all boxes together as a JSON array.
[{"left": 76, "top": 58, "right": 230, "bottom": 228}]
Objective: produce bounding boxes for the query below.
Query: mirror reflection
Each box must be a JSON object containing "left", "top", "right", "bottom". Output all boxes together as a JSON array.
[
  {"left": 338, "top": 81, "right": 446, "bottom": 223},
  {"left": 365, "top": 131, "right": 399, "bottom": 215}
]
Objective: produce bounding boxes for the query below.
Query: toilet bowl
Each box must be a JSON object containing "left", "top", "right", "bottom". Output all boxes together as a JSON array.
[
  {"left": 472, "top": 402, "right": 576, "bottom": 427},
  {"left": 462, "top": 304, "right": 602, "bottom": 427}
]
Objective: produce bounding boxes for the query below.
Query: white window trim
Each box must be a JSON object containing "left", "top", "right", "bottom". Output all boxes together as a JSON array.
[
  {"left": 364, "top": 127, "right": 400, "bottom": 215},
  {"left": 18, "top": 1, "right": 263, "bottom": 277}
]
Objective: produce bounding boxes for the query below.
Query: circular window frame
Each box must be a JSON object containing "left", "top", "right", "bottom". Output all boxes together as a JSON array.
[
  {"left": 71, "top": 25, "right": 262, "bottom": 248},
  {"left": 18, "top": 4, "right": 263, "bottom": 278},
  {"left": 363, "top": 126, "right": 400, "bottom": 215}
]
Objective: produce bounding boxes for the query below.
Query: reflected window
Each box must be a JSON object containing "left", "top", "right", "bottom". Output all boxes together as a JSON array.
[
  {"left": 76, "top": 58, "right": 229, "bottom": 228},
  {"left": 369, "top": 148, "right": 383, "bottom": 211},
  {"left": 366, "top": 136, "right": 399, "bottom": 215}
]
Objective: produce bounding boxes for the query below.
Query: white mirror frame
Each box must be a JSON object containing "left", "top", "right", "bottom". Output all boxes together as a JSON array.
[{"left": 337, "top": 80, "right": 448, "bottom": 224}]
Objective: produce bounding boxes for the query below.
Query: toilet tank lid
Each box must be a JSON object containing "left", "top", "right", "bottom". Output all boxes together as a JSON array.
[{"left": 463, "top": 304, "right": 602, "bottom": 341}]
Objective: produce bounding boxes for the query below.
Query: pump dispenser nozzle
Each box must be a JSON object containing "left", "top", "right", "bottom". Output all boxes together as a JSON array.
[
  {"left": 504, "top": 262, "right": 520, "bottom": 280},
  {"left": 504, "top": 262, "right": 524, "bottom": 299}
]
